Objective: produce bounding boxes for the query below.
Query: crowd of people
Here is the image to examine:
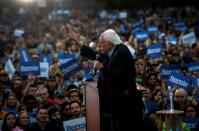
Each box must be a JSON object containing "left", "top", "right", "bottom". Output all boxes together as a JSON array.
[{"left": 0, "top": 4, "right": 199, "bottom": 131}]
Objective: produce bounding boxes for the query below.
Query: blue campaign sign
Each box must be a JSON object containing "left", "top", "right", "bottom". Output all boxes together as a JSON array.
[
  {"left": 131, "top": 21, "right": 142, "bottom": 34},
  {"left": 99, "top": 10, "right": 107, "bottom": 19},
  {"left": 119, "top": 11, "right": 127, "bottom": 19},
  {"left": 160, "top": 65, "right": 181, "bottom": 76},
  {"left": 182, "top": 32, "right": 196, "bottom": 46},
  {"left": 19, "top": 49, "right": 29, "bottom": 62},
  {"left": 59, "top": 59, "right": 82, "bottom": 79},
  {"left": 166, "top": 36, "right": 177, "bottom": 45},
  {"left": 132, "top": 21, "right": 141, "bottom": 28},
  {"left": 5, "top": 59, "right": 16, "bottom": 80},
  {"left": 111, "top": 12, "right": 119, "bottom": 20},
  {"left": 147, "top": 25, "right": 158, "bottom": 33},
  {"left": 12, "top": 18, "right": 22, "bottom": 26},
  {"left": 185, "top": 61, "right": 199, "bottom": 72},
  {"left": 42, "top": 54, "right": 52, "bottom": 66},
  {"left": 63, "top": 117, "right": 86, "bottom": 131},
  {"left": 83, "top": 68, "right": 94, "bottom": 81},
  {"left": 168, "top": 72, "right": 191, "bottom": 89},
  {"left": 146, "top": 44, "right": 162, "bottom": 58},
  {"left": 14, "top": 29, "right": 24, "bottom": 37},
  {"left": 192, "top": 78, "right": 199, "bottom": 89},
  {"left": 135, "top": 31, "right": 148, "bottom": 41},
  {"left": 158, "top": 32, "right": 166, "bottom": 39},
  {"left": 183, "top": 117, "right": 199, "bottom": 130},
  {"left": 174, "top": 22, "right": 187, "bottom": 32},
  {"left": 120, "top": 23, "right": 126, "bottom": 33},
  {"left": 20, "top": 61, "right": 40, "bottom": 76},
  {"left": 58, "top": 53, "right": 76, "bottom": 64},
  {"left": 56, "top": 9, "right": 70, "bottom": 17}
]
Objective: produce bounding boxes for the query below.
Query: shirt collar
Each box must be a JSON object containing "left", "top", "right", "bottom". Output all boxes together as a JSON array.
[{"left": 108, "top": 46, "right": 115, "bottom": 59}]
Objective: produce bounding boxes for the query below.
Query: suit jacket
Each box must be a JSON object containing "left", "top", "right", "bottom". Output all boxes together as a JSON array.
[{"left": 97, "top": 44, "right": 143, "bottom": 121}]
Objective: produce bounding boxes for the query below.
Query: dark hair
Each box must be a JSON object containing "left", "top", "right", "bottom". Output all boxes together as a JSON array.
[
  {"left": 61, "top": 101, "right": 70, "bottom": 113},
  {"left": 151, "top": 88, "right": 163, "bottom": 101},
  {"left": 36, "top": 106, "right": 48, "bottom": 114},
  {"left": 2, "top": 112, "right": 17, "bottom": 131},
  {"left": 22, "top": 95, "right": 36, "bottom": 104},
  {"left": 48, "top": 107, "right": 60, "bottom": 119},
  {"left": 180, "top": 66, "right": 188, "bottom": 72},
  {"left": 146, "top": 73, "right": 159, "bottom": 84},
  {"left": 66, "top": 84, "right": 78, "bottom": 92},
  {"left": 185, "top": 104, "right": 198, "bottom": 117},
  {"left": 70, "top": 100, "right": 81, "bottom": 108}
]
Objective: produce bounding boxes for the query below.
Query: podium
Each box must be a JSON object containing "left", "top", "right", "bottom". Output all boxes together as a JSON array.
[
  {"left": 156, "top": 110, "right": 184, "bottom": 131},
  {"left": 85, "top": 81, "right": 100, "bottom": 131}
]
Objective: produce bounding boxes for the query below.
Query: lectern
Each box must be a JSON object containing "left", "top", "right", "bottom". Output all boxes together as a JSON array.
[
  {"left": 156, "top": 110, "right": 184, "bottom": 131},
  {"left": 85, "top": 81, "right": 100, "bottom": 131}
]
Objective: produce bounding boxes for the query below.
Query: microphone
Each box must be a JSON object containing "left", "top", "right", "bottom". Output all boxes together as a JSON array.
[{"left": 96, "top": 53, "right": 101, "bottom": 61}]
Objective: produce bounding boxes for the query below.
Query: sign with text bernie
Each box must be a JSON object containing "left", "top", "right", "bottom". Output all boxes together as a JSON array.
[{"left": 20, "top": 61, "right": 40, "bottom": 76}]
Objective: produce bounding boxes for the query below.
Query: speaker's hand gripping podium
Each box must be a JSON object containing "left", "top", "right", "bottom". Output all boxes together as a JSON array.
[{"left": 84, "top": 81, "right": 100, "bottom": 131}]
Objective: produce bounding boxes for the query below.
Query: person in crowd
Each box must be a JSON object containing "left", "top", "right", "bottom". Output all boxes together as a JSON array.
[
  {"left": 23, "top": 83, "right": 38, "bottom": 98},
  {"left": 17, "top": 104, "right": 26, "bottom": 113},
  {"left": 174, "top": 88, "right": 192, "bottom": 111},
  {"left": 135, "top": 57, "right": 146, "bottom": 85},
  {"left": 150, "top": 88, "right": 165, "bottom": 113},
  {"left": 3, "top": 95, "right": 20, "bottom": 114},
  {"left": 184, "top": 105, "right": 199, "bottom": 131},
  {"left": 47, "top": 107, "right": 63, "bottom": 131},
  {"left": 142, "top": 88, "right": 152, "bottom": 115},
  {"left": 67, "top": 88, "right": 81, "bottom": 103},
  {"left": 61, "top": 101, "right": 71, "bottom": 121},
  {"left": 0, "top": 96, "right": 7, "bottom": 121},
  {"left": 12, "top": 77, "right": 24, "bottom": 101},
  {"left": 69, "top": 101, "right": 83, "bottom": 119},
  {"left": 30, "top": 107, "right": 49, "bottom": 131},
  {"left": 0, "top": 70, "right": 12, "bottom": 92},
  {"left": 1, "top": 112, "right": 17, "bottom": 131},
  {"left": 14, "top": 111, "right": 30, "bottom": 131},
  {"left": 0, "top": 81, "right": 12, "bottom": 103},
  {"left": 46, "top": 74, "right": 58, "bottom": 99},
  {"left": 22, "top": 95, "right": 38, "bottom": 125},
  {"left": 180, "top": 66, "right": 190, "bottom": 77},
  {"left": 36, "top": 36, "right": 54, "bottom": 56},
  {"left": 0, "top": 70, "right": 9, "bottom": 86},
  {"left": 145, "top": 73, "right": 160, "bottom": 92},
  {"left": 64, "top": 84, "right": 82, "bottom": 102},
  {"left": 94, "top": 29, "right": 144, "bottom": 131},
  {"left": 36, "top": 87, "right": 54, "bottom": 108},
  {"left": 184, "top": 104, "right": 198, "bottom": 118},
  {"left": 80, "top": 103, "right": 86, "bottom": 116}
]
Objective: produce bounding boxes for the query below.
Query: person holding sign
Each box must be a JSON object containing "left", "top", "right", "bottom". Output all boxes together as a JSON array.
[{"left": 94, "top": 29, "right": 144, "bottom": 131}]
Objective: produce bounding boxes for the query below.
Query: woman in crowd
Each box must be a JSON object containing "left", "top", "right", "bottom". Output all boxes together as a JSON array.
[
  {"left": 1, "top": 112, "right": 17, "bottom": 131},
  {"left": 13, "top": 111, "right": 30, "bottom": 131},
  {"left": 2, "top": 95, "right": 20, "bottom": 114}
]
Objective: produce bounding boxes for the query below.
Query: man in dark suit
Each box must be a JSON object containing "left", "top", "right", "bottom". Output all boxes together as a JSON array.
[{"left": 94, "top": 29, "right": 144, "bottom": 131}]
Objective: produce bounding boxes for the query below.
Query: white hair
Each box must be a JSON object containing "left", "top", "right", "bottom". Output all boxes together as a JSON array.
[
  {"left": 175, "top": 88, "right": 187, "bottom": 97},
  {"left": 100, "top": 29, "right": 122, "bottom": 45}
]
